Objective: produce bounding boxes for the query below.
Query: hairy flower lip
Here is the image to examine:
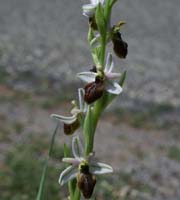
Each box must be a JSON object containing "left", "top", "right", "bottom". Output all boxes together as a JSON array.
[{"left": 84, "top": 77, "right": 105, "bottom": 104}]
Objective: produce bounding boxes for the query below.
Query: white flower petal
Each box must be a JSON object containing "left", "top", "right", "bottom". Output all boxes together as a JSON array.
[
  {"left": 72, "top": 136, "right": 84, "bottom": 159},
  {"left": 104, "top": 53, "right": 112, "bottom": 72},
  {"left": 106, "top": 53, "right": 114, "bottom": 73},
  {"left": 59, "top": 166, "right": 78, "bottom": 186},
  {"left": 82, "top": 4, "right": 96, "bottom": 10},
  {"left": 105, "top": 81, "right": 123, "bottom": 95},
  {"left": 62, "top": 157, "right": 80, "bottom": 166},
  {"left": 78, "top": 88, "right": 85, "bottom": 112},
  {"left": 70, "top": 107, "right": 80, "bottom": 115},
  {"left": 91, "top": 0, "right": 105, "bottom": 5},
  {"left": 105, "top": 72, "right": 121, "bottom": 79},
  {"left": 77, "top": 72, "right": 97, "bottom": 83},
  {"left": 91, "top": 0, "right": 98, "bottom": 5},
  {"left": 51, "top": 114, "right": 77, "bottom": 124},
  {"left": 82, "top": 4, "right": 96, "bottom": 17},
  {"left": 90, "top": 162, "right": 113, "bottom": 174}
]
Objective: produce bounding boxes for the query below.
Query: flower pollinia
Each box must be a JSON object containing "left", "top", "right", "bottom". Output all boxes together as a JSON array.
[
  {"left": 77, "top": 53, "right": 123, "bottom": 104},
  {"left": 51, "top": 88, "right": 87, "bottom": 135},
  {"left": 59, "top": 136, "right": 113, "bottom": 199},
  {"left": 82, "top": 0, "right": 105, "bottom": 18}
]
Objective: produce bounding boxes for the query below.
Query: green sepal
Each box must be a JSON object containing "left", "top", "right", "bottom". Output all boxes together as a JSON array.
[{"left": 88, "top": 26, "right": 94, "bottom": 45}]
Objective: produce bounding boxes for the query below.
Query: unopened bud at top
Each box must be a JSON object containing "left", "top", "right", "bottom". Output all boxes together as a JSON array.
[{"left": 112, "top": 31, "right": 128, "bottom": 59}]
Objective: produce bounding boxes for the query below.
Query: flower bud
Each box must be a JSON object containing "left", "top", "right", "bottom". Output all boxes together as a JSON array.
[
  {"left": 112, "top": 32, "right": 128, "bottom": 58},
  {"left": 84, "top": 76, "right": 104, "bottom": 104},
  {"left": 63, "top": 119, "right": 80, "bottom": 135},
  {"left": 77, "top": 164, "right": 96, "bottom": 199}
]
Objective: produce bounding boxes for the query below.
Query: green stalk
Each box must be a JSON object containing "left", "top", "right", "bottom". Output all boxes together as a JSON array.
[
  {"left": 100, "top": 35, "right": 106, "bottom": 68},
  {"left": 83, "top": 106, "right": 93, "bottom": 156},
  {"left": 36, "top": 123, "right": 59, "bottom": 200}
]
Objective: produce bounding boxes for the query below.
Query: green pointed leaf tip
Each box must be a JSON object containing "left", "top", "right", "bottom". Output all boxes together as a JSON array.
[
  {"left": 63, "top": 143, "right": 69, "bottom": 158},
  {"left": 95, "top": 3, "right": 106, "bottom": 36},
  {"left": 111, "top": 0, "right": 118, "bottom": 7},
  {"left": 119, "top": 70, "right": 127, "bottom": 87},
  {"left": 104, "top": 0, "right": 112, "bottom": 18}
]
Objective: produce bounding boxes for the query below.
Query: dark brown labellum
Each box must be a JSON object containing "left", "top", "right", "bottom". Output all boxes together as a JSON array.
[
  {"left": 89, "top": 16, "right": 98, "bottom": 30},
  {"left": 84, "top": 76, "right": 104, "bottom": 104},
  {"left": 77, "top": 172, "right": 96, "bottom": 199},
  {"left": 63, "top": 119, "right": 80, "bottom": 135},
  {"left": 112, "top": 32, "right": 128, "bottom": 59}
]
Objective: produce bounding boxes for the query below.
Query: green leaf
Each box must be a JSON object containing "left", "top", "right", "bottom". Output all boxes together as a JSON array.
[
  {"left": 36, "top": 123, "right": 59, "bottom": 200},
  {"left": 119, "top": 70, "right": 127, "bottom": 87},
  {"left": 104, "top": 0, "right": 112, "bottom": 19},
  {"left": 95, "top": 3, "right": 106, "bottom": 36}
]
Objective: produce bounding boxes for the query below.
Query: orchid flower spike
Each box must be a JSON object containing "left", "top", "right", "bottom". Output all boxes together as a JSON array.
[
  {"left": 77, "top": 53, "right": 123, "bottom": 104},
  {"left": 51, "top": 88, "right": 87, "bottom": 135},
  {"left": 59, "top": 136, "right": 113, "bottom": 198},
  {"left": 82, "top": 0, "right": 105, "bottom": 18}
]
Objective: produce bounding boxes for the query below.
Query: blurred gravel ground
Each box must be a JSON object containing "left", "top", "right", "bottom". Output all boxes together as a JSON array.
[{"left": 0, "top": 0, "right": 179, "bottom": 107}]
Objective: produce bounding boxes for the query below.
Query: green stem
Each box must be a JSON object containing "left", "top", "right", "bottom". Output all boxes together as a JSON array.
[
  {"left": 100, "top": 36, "right": 106, "bottom": 68},
  {"left": 36, "top": 123, "right": 59, "bottom": 200},
  {"left": 83, "top": 106, "right": 93, "bottom": 156}
]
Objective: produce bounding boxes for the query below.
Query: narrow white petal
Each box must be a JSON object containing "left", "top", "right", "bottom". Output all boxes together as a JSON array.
[
  {"left": 70, "top": 107, "right": 80, "bottom": 115},
  {"left": 105, "top": 72, "right": 121, "bottom": 79},
  {"left": 90, "top": 162, "right": 113, "bottom": 174},
  {"left": 77, "top": 72, "right": 97, "bottom": 83},
  {"left": 82, "top": 4, "right": 96, "bottom": 17},
  {"left": 104, "top": 53, "right": 111, "bottom": 72},
  {"left": 108, "top": 54, "right": 114, "bottom": 73},
  {"left": 59, "top": 166, "right": 78, "bottom": 186},
  {"left": 82, "top": 4, "right": 95, "bottom": 10},
  {"left": 72, "top": 136, "right": 84, "bottom": 159},
  {"left": 51, "top": 114, "right": 77, "bottom": 124},
  {"left": 78, "top": 88, "right": 85, "bottom": 112},
  {"left": 105, "top": 81, "right": 123, "bottom": 95},
  {"left": 62, "top": 158, "right": 80, "bottom": 166}
]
